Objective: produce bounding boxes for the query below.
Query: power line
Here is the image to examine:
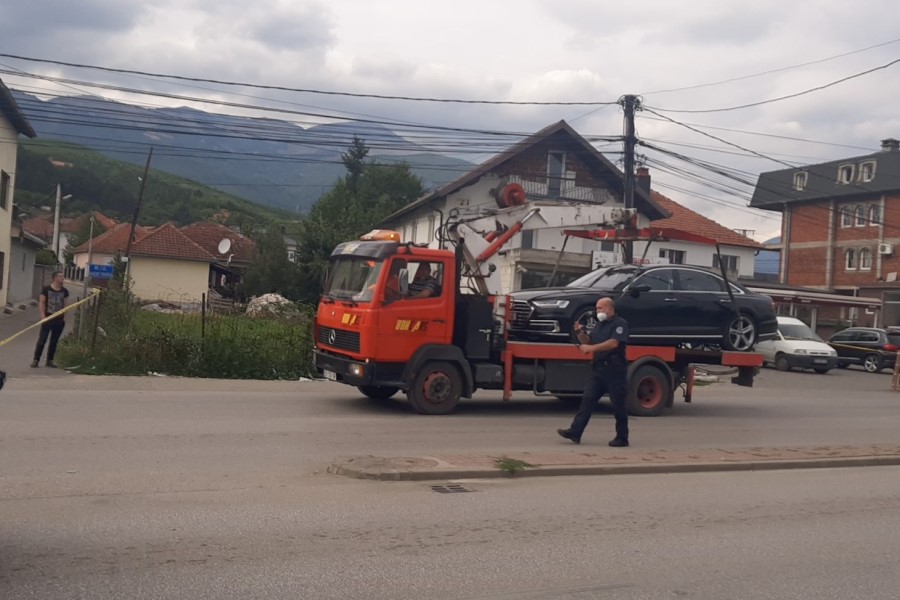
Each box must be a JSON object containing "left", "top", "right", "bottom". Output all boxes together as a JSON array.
[
  {"left": 0, "top": 53, "right": 618, "bottom": 106},
  {"left": 640, "top": 36, "right": 900, "bottom": 95},
  {"left": 645, "top": 56, "right": 900, "bottom": 114}
]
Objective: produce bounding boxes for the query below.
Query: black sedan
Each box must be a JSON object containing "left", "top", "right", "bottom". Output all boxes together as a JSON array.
[{"left": 508, "top": 264, "right": 777, "bottom": 351}]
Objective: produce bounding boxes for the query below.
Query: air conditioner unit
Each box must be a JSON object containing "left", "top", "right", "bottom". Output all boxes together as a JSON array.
[{"left": 878, "top": 243, "right": 894, "bottom": 256}]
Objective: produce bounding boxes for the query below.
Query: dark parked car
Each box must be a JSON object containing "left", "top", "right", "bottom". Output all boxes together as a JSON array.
[
  {"left": 827, "top": 327, "right": 900, "bottom": 373},
  {"left": 508, "top": 264, "right": 778, "bottom": 351}
]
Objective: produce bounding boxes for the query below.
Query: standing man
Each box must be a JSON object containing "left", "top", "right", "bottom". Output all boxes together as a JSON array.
[
  {"left": 557, "top": 297, "right": 630, "bottom": 447},
  {"left": 32, "top": 271, "right": 70, "bottom": 368}
]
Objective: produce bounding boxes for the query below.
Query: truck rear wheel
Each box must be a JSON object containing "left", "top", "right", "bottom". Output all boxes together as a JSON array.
[
  {"left": 408, "top": 361, "right": 462, "bottom": 415},
  {"left": 357, "top": 385, "right": 399, "bottom": 401},
  {"left": 627, "top": 364, "right": 672, "bottom": 417}
]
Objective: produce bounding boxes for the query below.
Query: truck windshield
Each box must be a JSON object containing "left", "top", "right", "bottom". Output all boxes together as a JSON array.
[
  {"left": 323, "top": 258, "right": 384, "bottom": 302},
  {"left": 780, "top": 322, "right": 822, "bottom": 341}
]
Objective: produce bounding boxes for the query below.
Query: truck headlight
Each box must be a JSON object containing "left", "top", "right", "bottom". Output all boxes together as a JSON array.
[
  {"left": 532, "top": 300, "right": 570, "bottom": 309},
  {"left": 349, "top": 364, "right": 365, "bottom": 377}
]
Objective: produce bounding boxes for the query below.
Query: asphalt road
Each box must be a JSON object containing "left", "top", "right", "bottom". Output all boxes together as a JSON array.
[{"left": 2, "top": 322, "right": 900, "bottom": 598}]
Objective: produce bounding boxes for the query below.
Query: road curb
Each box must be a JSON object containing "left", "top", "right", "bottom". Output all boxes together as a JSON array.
[{"left": 328, "top": 454, "right": 900, "bottom": 482}]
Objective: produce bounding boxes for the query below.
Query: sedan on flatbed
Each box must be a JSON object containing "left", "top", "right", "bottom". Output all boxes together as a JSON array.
[{"left": 508, "top": 264, "right": 778, "bottom": 351}]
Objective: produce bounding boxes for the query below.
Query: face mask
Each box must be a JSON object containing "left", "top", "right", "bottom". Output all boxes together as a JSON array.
[{"left": 596, "top": 312, "right": 608, "bottom": 322}]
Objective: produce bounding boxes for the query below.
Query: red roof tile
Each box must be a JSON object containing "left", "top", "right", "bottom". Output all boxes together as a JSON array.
[
  {"left": 130, "top": 223, "right": 217, "bottom": 262},
  {"left": 22, "top": 216, "right": 54, "bottom": 239},
  {"left": 650, "top": 191, "right": 763, "bottom": 249},
  {"left": 70, "top": 223, "right": 150, "bottom": 255},
  {"left": 180, "top": 222, "right": 255, "bottom": 263}
]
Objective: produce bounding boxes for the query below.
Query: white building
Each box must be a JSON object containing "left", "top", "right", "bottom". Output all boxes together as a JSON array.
[{"left": 0, "top": 79, "right": 37, "bottom": 306}]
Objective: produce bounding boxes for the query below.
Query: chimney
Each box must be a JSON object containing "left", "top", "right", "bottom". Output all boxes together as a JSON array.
[
  {"left": 881, "top": 138, "right": 899, "bottom": 152},
  {"left": 635, "top": 166, "right": 651, "bottom": 195}
]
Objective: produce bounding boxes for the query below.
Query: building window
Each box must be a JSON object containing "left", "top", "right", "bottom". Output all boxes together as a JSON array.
[
  {"left": 599, "top": 241, "right": 616, "bottom": 252},
  {"left": 840, "top": 206, "right": 853, "bottom": 227},
  {"left": 0, "top": 171, "right": 9, "bottom": 210},
  {"left": 845, "top": 248, "right": 856, "bottom": 270},
  {"left": 658, "top": 248, "right": 685, "bottom": 264},
  {"left": 427, "top": 214, "right": 435, "bottom": 245},
  {"left": 547, "top": 152, "right": 566, "bottom": 198},
  {"left": 792, "top": 171, "right": 808, "bottom": 190},
  {"left": 410, "top": 220, "right": 418, "bottom": 244},
  {"left": 869, "top": 204, "right": 881, "bottom": 225},
  {"left": 838, "top": 164, "right": 855, "bottom": 184},
  {"left": 859, "top": 161, "right": 876, "bottom": 182},
  {"left": 859, "top": 247, "right": 872, "bottom": 270},
  {"left": 521, "top": 230, "right": 535, "bottom": 250},
  {"left": 855, "top": 205, "right": 866, "bottom": 227},
  {"left": 713, "top": 254, "right": 740, "bottom": 273}
]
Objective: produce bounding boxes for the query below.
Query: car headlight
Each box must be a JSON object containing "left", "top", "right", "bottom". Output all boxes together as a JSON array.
[
  {"left": 793, "top": 349, "right": 808, "bottom": 355},
  {"left": 532, "top": 300, "right": 570, "bottom": 309}
]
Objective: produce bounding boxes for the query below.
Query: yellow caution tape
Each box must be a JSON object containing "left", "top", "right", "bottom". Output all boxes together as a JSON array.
[{"left": 0, "top": 291, "right": 102, "bottom": 348}]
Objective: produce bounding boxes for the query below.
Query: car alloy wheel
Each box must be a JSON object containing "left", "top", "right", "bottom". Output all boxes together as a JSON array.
[
  {"left": 863, "top": 354, "right": 881, "bottom": 373},
  {"left": 725, "top": 314, "right": 757, "bottom": 351}
]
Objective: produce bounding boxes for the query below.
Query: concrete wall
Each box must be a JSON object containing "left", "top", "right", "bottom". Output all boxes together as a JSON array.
[
  {"left": 129, "top": 257, "right": 210, "bottom": 302},
  {"left": 0, "top": 118, "right": 17, "bottom": 306},
  {"left": 8, "top": 239, "right": 38, "bottom": 304}
]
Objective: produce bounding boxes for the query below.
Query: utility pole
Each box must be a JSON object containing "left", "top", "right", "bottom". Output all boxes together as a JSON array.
[
  {"left": 620, "top": 94, "right": 641, "bottom": 265},
  {"left": 124, "top": 147, "right": 154, "bottom": 261},
  {"left": 79, "top": 213, "right": 95, "bottom": 339},
  {"left": 52, "top": 184, "right": 72, "bottom": 264}
]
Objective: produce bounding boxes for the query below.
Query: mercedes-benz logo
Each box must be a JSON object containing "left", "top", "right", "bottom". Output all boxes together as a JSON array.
[{"left": 328, "top": 329, "right": 337, "bottom": 345}]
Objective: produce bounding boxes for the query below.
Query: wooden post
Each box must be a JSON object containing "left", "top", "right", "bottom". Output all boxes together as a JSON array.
[
  {"left": 201, "top": 293, "right": 206, "bottom": 342},
  {"left": 892, "top": 354, "right": 900, "bottom": 391},
  {"left": 90, "top": 292, "right": 104, "bottom": 352}
]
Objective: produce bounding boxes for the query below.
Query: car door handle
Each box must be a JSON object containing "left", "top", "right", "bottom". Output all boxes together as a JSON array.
[
  {"left": 718, "top": 298, "right": 732, "bottom": 303},
  {"left": 664, "top": 298, "right": 678, "bottom": 302}
]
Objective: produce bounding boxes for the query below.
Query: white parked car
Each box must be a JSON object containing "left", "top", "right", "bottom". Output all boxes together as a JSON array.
[{"left": 756, "top": 316, "right": 838, "bottom": 374}]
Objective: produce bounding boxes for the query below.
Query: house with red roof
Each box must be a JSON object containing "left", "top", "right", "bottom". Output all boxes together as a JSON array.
[
  {"left": 69, "top": 219, "right": 255, "bottom": 302},
  {"left": 128, "top": 223, "right": 218, "bottom": 302},
  {"left": 626, "top": 169, "right": 763, "bottom": 277}
]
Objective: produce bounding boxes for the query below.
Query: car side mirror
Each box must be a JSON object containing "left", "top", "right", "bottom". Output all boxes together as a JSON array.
[{"left": 629, "top": 283, "right": 652, "bottom": 297}]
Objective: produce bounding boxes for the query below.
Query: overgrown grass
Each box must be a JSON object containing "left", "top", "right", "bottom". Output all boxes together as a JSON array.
[{"left": 58, "top": 289, "right": 315, "bottom": 379}]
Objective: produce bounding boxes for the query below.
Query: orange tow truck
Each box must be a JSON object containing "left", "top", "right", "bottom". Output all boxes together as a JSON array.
[{"left": 313, "top": 199, "right": 762, "bottom": 415}]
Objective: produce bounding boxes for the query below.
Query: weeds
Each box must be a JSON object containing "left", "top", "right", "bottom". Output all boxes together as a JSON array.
[{"left": 494, "top": 456, "right": 535, "bottom": 476}]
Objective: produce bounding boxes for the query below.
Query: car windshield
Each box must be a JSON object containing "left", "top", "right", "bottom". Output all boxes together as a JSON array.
[
  {"left": 567, "top": 265, "right": 638, "bottom": 291},
  {"left": 323, "top": 258, "right": 384, "bottom": 302},
  {"left": 779, "top": 322, "right": 823, "bottom": 341}
]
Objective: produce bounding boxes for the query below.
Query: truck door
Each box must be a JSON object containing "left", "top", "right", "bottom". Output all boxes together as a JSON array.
[{"left": 374, "top": 258, "right": 452, "bottom": 362}]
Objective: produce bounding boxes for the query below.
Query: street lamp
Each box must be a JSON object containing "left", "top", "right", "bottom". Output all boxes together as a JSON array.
[{"left": 53, "top": 183, "right": 73, "bottom": 263}]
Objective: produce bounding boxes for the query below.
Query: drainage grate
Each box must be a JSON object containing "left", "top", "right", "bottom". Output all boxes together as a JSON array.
[{"left": 430, "top": 483, "right": 475, "bottom": 494}]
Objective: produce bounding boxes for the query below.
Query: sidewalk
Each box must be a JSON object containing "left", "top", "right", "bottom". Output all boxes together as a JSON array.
[{"left": 328, "top": 443, "right": 900, "bottom": 481}]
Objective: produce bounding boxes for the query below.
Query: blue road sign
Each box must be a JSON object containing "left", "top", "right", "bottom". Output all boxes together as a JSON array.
[{"left": 89, "top": 264, "right": 115, "bottom": 279}]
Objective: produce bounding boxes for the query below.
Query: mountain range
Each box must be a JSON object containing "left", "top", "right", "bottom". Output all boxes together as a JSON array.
[{"left": 12, "top": 91, "right": 474, "bottom": 214}]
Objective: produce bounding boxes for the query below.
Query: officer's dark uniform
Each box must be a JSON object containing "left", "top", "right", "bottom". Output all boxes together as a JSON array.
[{"left": 568, "top": 314, "right": 630, "bottom": 443}]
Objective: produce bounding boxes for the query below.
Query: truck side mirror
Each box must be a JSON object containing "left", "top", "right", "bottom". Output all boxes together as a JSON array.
[{"left": 629, "top": 283, "right": 652, "bottom": 297}]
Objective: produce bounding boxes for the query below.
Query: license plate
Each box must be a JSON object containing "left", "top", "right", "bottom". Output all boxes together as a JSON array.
[
  {"left": 323, "top": 370, "right": 337, "bottom": 381},
  {"left": 813, "top": 359, "right": 827, "bottom": 364}
]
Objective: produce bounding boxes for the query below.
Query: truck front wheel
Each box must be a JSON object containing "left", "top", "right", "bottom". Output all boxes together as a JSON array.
[
  {"left": 626, "top": 364, "right": 672, "bottom": 417},
  {"left": 408, "top": 361, "right": 462, "bottom": 415},
  {"left": 357, "top": 385, "right": 399, "bottom": 401}
]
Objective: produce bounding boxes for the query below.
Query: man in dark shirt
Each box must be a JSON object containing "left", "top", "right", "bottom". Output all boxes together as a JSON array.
[
  {"left": 558, "top": 297, "right": 630, "bottom": 447},
  {"left": 32, "top": 271, "right": 70, "bottom": 368},
  {"left": 407, "top": 263, "right": 439, "bottom": 299}
]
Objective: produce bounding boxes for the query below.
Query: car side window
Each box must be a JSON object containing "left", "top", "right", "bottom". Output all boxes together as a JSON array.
[
  {"left": 677, "top": 270, "right": 725, "bottom": 292},
  {"left": 859, "top": 331, "right": 879, "bottom": 342},
  {"left": 402, "top": 261, "right": 443, "bottom": 300},
  {"left": 830, "top": 332, "right": 851, "bottom": 342},
  {"left": 631, "top": 269, "right": 675, "bottom": 291}
]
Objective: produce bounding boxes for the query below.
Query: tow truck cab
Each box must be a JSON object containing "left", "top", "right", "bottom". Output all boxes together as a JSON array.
[{"left": 313, "top": 230, "right": 485, "bottom": 395}]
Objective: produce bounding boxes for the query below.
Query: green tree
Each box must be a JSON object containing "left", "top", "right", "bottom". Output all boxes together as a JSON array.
[
  {"left": 294, "top": 139, "right": 424, "bottom": 303},
  {"left": 239, "top": 227, "right": 302, "bottom": 301}
]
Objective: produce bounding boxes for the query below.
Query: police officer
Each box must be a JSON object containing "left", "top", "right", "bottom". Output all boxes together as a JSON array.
[{"left": 557, "top": 297, "right": 630, "bottom": 447}]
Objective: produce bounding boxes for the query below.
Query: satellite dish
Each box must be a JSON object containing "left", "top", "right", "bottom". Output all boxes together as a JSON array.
[{"left": 217, "top": 238, "right": 232, "bottom": 255}]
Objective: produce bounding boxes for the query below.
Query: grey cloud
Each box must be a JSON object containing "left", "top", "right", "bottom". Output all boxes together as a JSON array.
[{"left": 245, "top": 5, "right": 335, "bottom": 52}]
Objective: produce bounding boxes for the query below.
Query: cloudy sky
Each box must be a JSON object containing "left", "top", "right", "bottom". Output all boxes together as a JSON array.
[{"left": 3, "top": 0, "right": 900, "bottom": 241}]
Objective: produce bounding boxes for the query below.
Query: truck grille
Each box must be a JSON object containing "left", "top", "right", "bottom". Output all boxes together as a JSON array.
[
  {"left": 510, "top": 300, "right": 532, "bottom": 326},
  {"left": 318, "top": 326, "right": 361, "bottom": 353}
]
